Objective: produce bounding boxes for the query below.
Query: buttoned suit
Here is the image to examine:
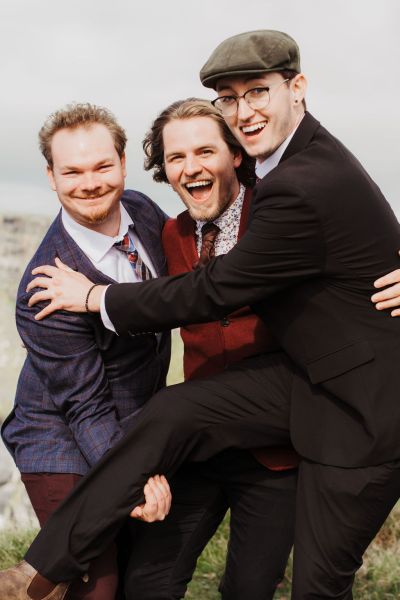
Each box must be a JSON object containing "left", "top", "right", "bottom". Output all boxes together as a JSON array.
[{"left": 24, "top": 113, "right": 400, "bottom": 598}]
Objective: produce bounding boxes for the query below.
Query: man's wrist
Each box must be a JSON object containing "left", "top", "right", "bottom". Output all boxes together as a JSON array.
[{"left": 87, "top": 285, "right": 106, "bottom": 313}]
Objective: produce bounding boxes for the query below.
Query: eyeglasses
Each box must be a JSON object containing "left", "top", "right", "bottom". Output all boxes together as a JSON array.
[{"left": 212, "top": 79, "right": 290, "bottom": 117}]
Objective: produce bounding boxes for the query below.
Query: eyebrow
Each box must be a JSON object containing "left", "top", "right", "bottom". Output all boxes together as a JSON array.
[
  {"left": 164, "top": 145, "right": 217, "bottom": 159},
  {"left": 60, "top": 157, "right": 115, "bottom": 171},
  {"left": 218, "top": 76, "right": 274, "bottom": 93}
]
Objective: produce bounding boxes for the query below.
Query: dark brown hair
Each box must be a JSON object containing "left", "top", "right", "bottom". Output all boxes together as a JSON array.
[{"left": 143, "top": 98, "right": 256, "bottom": 188}]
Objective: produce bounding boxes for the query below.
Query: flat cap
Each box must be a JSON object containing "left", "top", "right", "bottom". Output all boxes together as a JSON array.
[{"left": 200, "top": 29, "right": 301, "bottom": 89}]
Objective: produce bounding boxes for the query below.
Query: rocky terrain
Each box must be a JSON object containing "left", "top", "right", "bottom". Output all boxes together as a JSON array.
[{"left": 0, "top": 213, "right": 51, "bottom": 530}]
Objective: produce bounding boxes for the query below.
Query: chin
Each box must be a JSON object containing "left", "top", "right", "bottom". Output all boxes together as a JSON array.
[{"left": 84, "top": 206, "right": 112, "bottom": 225}]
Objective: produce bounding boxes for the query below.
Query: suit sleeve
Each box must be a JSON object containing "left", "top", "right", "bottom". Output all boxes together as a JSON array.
[
  {"left": 106, "top": 185, "right": 326, "bottom": 335},
  {"left": 16, "top": 294, "right": 124, "bottom": 466}
]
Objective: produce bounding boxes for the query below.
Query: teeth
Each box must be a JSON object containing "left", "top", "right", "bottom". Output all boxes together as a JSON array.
[
  {"left": 185, "top": 180, "right": 212, "bottom": 189},
  {"left": 242, "top": 122, "right": 267, "bottom": 134}
]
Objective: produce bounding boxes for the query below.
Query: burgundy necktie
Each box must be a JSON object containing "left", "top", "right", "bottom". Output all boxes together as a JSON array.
[
  {"left": 193, "top": 223, "right": 220, "bottom": 269},
  {"left": 114, "top": 233, "right": 153, "bottom": 281}
]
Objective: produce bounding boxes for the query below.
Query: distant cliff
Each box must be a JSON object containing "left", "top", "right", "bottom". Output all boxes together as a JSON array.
[
  {"left": 0, "top": 213, "right": 51, "bottom": 301},
  {"left": 0, "top": 213, "right": 52, "bottom": 530}
]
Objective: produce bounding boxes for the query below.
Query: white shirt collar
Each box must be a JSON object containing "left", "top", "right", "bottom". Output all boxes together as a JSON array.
[
  {"left": 61, "top": 203, "right": 134, "bottom": 264},
  {"left": 255, "top": 114, "right": 304, "bottom": 180}
]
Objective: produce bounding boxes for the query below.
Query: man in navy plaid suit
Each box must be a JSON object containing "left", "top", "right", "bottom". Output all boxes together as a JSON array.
[{"left": 1, "top": 103, "right": 171, "bottom": 600}]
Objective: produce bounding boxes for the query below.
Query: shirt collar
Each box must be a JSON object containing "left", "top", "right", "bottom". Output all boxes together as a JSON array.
[
  {"left": 61, "top": 203, "right": 134, "bottom": 263},
  {"left": 255, "top": 114, "right": 304, "bottom": 180},
  {"left": 195, "top": 183, "right": 245, "bottom": 232}
]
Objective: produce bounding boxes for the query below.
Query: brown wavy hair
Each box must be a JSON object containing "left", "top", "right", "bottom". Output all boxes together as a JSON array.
[
  {"left": 39, "top": 103, "right": 127, "bottom": 168},
  {"left": 143, "top": 98, "right": 256, "bottom": 188}
]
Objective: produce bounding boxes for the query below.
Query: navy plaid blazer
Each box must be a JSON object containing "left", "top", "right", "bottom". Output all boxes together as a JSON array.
[{"left": 1, "top": 190, "right": 170, "bottom": 475}]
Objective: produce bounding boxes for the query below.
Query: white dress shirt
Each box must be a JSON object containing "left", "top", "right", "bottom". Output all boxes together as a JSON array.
[{"left": 62, "top": 205, "right": 157, "bottom": 333}]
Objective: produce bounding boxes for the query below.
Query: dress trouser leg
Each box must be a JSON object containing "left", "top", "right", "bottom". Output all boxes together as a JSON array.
[
  {"left": 21, "top": 473, "right": 119, "bottom": 600},
  {"left": 124, "top": 450, "right": 296, "bottom": 600},
  {"left": 25, "top": 352, "right": 293, "bottom": 583},
  {"left": 124, "top": 464, "right": 228, "bottom": 600},
  {"left": 291, "top": 459, "right": 400, "bottom": 600}
]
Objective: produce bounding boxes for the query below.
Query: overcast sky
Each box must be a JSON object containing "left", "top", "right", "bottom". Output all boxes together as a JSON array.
[{"left": 0, "top": 0, "right": 399, "bottom": 218}]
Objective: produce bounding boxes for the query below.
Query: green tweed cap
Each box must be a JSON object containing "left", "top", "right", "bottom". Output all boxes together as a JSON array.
[{"left": 200, "top": 30, "right": 301, "bottom": 89}]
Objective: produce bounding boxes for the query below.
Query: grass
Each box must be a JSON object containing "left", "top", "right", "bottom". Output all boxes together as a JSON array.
[{"left": 1, "top": 504, "right": 399, "bottom": 598}]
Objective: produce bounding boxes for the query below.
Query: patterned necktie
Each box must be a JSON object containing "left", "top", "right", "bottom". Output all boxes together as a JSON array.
[
  {"left": 114, "top": 233, "right": 153, "bottom": 281},
  {"left": 194, "top": 223, "right": 220, "bottom": 269}
]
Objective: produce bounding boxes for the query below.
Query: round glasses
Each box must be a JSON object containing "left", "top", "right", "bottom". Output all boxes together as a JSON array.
[{"left": 212, "top": 79, "right": 289, "bottom": 117}]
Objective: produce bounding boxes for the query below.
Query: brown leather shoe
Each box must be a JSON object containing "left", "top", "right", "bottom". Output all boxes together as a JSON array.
[{"left": 0, "top": 561, "right": 69, "bottom": 600}]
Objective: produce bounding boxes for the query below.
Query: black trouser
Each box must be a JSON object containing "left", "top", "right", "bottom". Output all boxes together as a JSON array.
[
  {"left": 125, "top": 450, "right": 296, "bottom": 600},
  {"left": 26, "top": 353, "right": 400, "bottom": 599}
]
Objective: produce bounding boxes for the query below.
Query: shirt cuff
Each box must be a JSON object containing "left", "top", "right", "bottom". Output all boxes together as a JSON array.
[{"left": 100, "top": 285, "right": 116, "bottom": 333}]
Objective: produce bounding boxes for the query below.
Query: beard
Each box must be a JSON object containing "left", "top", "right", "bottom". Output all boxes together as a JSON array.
[
  {"left": 84, "top": 205, "right": 113, "bottom": 225},
  {"left": 186, "top": 200, "right": 227, "bottom": 222}
]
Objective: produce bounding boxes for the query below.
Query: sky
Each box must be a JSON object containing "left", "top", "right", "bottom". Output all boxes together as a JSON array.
[{"left": 0, "top": 0, "right": 399, "bottom": 218}]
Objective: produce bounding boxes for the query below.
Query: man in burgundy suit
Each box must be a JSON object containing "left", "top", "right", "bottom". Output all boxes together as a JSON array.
[{"left": 124, "top": 98, "right": 298, "bottom": 599}]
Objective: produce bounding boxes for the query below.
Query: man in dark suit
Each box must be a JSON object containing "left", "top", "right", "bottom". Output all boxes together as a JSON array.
[
  {"left": 2, "top": 30, "right": 400, "bottom": 600},
  {"left": 1, "top": 103, "right": 171, "bottom": 600}
]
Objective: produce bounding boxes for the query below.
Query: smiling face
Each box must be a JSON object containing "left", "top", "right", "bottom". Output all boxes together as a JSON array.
[
  {"left": 47, "top": 123, "right": 126, "bottom": 235},
  {"left": 163, "top": 116, "right": 242, "bottom": 221},
  {"left": 216, "top": 72, "right": 306, "bottom": 162}
]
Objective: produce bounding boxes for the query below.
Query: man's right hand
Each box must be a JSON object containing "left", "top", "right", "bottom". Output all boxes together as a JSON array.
[{"left": 130, "top": 475, "right": 172, "bottom": 522}]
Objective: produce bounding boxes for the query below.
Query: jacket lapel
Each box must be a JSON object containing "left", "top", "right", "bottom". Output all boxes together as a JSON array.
[
  {"left": 238, "top": 187, "right": 253, "bottom": 239},
  {"left": 279, "top": 111, "right": 320, "bottom": 165},
  {"left": 124, "top": 202, "right": 166, "bottom": 277},
  {"left": 53, "top": 213, "right": 118, "bottom": 285}
]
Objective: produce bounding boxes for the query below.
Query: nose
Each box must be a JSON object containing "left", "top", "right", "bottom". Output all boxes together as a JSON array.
[
  {"left": 237, "top": 96, "right": 255, "bottom": 121},
  {"left": 183, "top": 155, "right": 202, "bottom": 178},
  {"left": 81, "top": 172, "right": 101, "bottom": 192}
]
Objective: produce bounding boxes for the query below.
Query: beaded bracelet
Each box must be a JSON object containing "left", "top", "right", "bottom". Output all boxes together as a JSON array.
[{"left": 85, "top": 284, "right": 101, "bottom": 313}]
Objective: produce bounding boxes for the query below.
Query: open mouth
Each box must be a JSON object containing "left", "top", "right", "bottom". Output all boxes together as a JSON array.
[
  {"left": 185, "top": 180, "right": 213, "bottom": 201},
  {"left": 241, "top": 121, "right": 267, "bottom": 137}
]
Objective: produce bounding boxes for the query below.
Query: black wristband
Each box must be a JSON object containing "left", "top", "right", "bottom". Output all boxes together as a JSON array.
[{"left": 85, "top": 284, "right": 100, "bottom": 313}]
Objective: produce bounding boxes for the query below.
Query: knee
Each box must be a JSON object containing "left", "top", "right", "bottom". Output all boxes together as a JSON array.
[{"left": 149, "top": 386, "right": 197, "bottom": 430}]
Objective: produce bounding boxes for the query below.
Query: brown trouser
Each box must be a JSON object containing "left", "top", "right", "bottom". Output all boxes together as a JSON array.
[{"left": 21, "top": 473, "right": 118, "bottom": 600}]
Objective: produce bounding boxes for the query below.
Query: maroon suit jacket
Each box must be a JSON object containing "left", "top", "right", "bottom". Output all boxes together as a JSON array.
[{"left": 162, "top": 187, "right": 298, "bottom": 470}]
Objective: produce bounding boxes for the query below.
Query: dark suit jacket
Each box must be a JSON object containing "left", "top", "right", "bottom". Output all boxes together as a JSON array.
[
  {"left": 2, "top": 190, "right": 170, "bottom": 475},
  {"left": 105, "top": 114, "right": 400, "bottom": 468}
]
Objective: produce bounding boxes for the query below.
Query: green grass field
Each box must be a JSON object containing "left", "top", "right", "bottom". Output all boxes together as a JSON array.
[{"left": 1, "top": 504, "right": 399, "bottom": 598}]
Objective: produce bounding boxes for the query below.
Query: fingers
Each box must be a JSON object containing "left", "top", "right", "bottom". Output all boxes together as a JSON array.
[
  {"left": 374, "top": 297, "right": 400, "bottom": 311},
  {"left": 34, "top": 301, "right": 63, "bottom": 321},
  {"left": 28, "top": 289, "right": 53, "bottom": 307},
  {"left": 55, "top": 257, "right": 74, "bottom": 272},
  {"left": 130, "top": 475, "right": 172, "bottom": 523},
  {"left": 371, "top": 282, "right": 400, "bottom": 309},
  {"left": 27, "top": 277, "right": 53, "bottom": 294},
  {"left": 373, "top": 269, "right": 400, "bottom": 289},
  {"left": 31, "top": 264, "right": 61, "bottom": 277},
  {"left": 130, "top": 504, "right": 144, "bottom": 519}
]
